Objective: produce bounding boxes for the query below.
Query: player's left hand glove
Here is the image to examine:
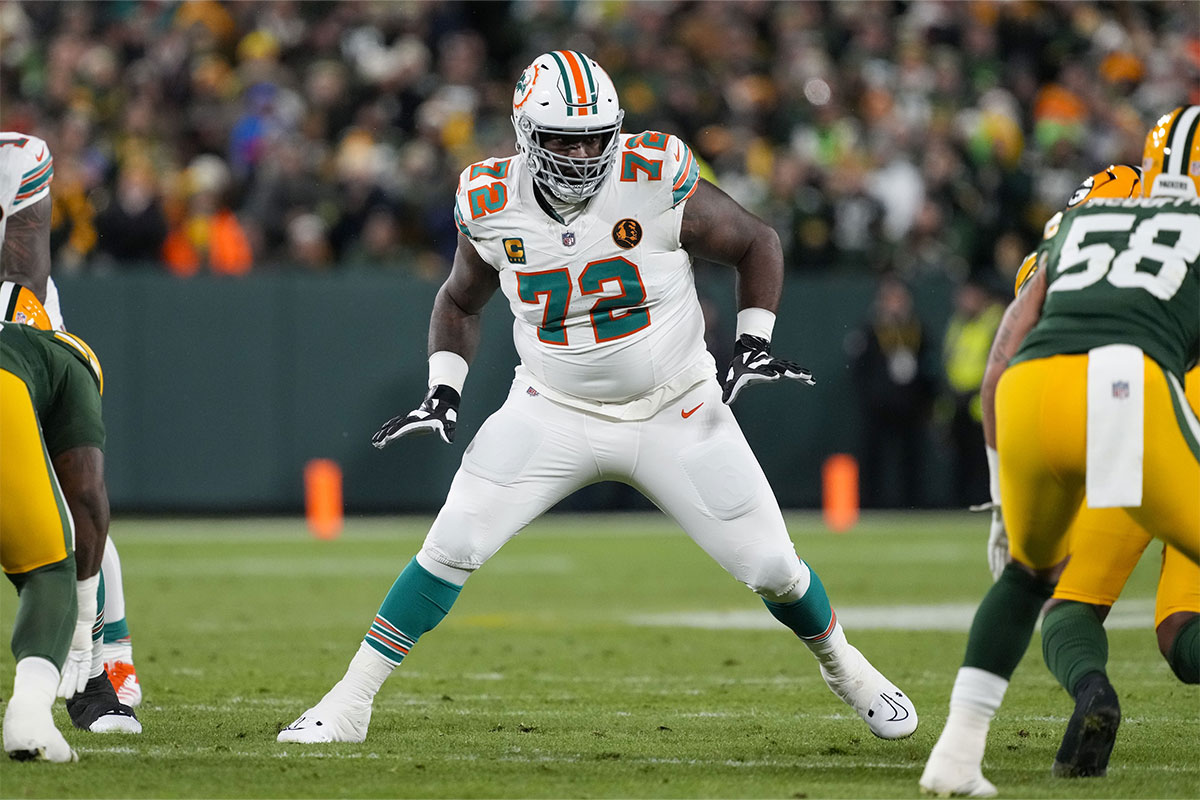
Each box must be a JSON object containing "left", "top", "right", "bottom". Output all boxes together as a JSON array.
[
  {"left": 371, "top": 385, "right": 461, "bottom": 448},
  {"left": 57, "top": 578, "right": 98, "bottom": 699},
  {"left": 721, "top": 334, "right": 815, "bottom": 404},
  {"left": 970, "top": 500, "right": 1009, "bottom": 581}
]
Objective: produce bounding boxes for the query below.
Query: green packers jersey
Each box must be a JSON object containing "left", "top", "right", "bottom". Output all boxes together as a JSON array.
[
  {"left": 0, "top": 321, "right": 104, "bottom": 455},
  {"left": 1012, "top": 197, "right": 1200, "bottom": 380}
]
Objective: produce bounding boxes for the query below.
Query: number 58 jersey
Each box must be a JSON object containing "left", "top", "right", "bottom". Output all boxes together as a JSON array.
[
  {"left": 453, "top": 132, "right": 712, "bottom": 419},
  {"left": 1013, "top": 196, "right": 1200, "bottom": 380}
]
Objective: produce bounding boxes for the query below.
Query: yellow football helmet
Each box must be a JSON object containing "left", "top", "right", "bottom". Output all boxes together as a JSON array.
[
  {"left": 1142, "top": 105, "right": 1200, "bottom": 198},
  {"left": 0, "top": 279, "right": 53, "bottom": 330}
]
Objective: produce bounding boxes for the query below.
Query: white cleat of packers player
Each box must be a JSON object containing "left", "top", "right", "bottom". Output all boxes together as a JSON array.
[{"left": 3, "top": 697, "right": 78, "bottom": 763}]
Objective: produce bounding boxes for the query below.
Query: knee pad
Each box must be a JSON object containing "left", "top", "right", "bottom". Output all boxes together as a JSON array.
[{"left": 739, "top": 544, "right": 806, "bottom": 599}]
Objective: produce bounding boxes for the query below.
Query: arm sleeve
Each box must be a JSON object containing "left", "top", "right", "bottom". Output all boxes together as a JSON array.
[{"left": 0, "top": 134, "right": 54, "bottom": 219}]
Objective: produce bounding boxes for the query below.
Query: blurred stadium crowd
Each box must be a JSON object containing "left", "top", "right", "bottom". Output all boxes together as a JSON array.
[{"left": 2, "top": 0, "right": 1197, "bottom": 283}]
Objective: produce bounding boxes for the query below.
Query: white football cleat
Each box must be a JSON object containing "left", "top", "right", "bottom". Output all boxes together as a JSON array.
[
  {"left": 919, "top": 751, "right": 998, "bottom": 797},
  {"left": 3, "top": 697, "right": 78, "bottom": 763},
  {"left": 277, "top": 697, "right": 372, "bottom": 743},
  {"left": 820, "top": 645, "right": 918, "bottom": 739}
]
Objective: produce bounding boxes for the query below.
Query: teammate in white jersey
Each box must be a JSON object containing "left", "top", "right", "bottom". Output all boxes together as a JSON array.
[
  {"left": 279, "top": 51, "right": 918, "bottom": 745},
  {"left": 0, "top": 133, "right": 141, "bottom": 731}
]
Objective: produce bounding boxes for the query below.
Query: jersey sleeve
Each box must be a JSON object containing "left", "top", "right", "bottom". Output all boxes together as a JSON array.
[
  {"left": 453, "top": 157, "right": 517, "bottom": 245},
  {"left": 620, "top": 131, "right": 701, "bottom": 213},
  {"left": 42, "top": 333, "right": 105, "bottom": 456},
  {"left": 664, "top": 135, "right": 701, "bottom": 210},
  {"left": 0, "top": 133, "right": 53, "bottom": 220},
  {"left": 1013, "top": 251, "right": 1038, "bottom": 297}
]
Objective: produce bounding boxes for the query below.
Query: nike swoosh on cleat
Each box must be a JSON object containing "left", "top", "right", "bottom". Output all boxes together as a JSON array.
[
  {"left": 879, "top": 693, "right": 910, "bottom": 721},
  {"left": 681, "top": 403, "right": 704, "bottom": 418}
]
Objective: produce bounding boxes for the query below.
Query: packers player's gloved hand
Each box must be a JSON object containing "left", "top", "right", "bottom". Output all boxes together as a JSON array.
[
  {"left": 372, "top": 385, "right": 461, "bottom": 448},
  {"left": 57, "top": 577, "right": 98, "bottom": 699},
  {"left": 987, "top": 505, "right": 1009, "bottom": 581},
  {"left": 721, "top": 334, "right": 815, "bottom": 404}
]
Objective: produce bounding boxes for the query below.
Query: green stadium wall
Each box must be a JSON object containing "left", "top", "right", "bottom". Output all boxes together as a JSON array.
[{"left": 55, "top": 270, "right": 956, "bottom": 513}]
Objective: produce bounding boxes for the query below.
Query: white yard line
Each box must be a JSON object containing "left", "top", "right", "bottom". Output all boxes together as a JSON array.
[{"left": 630, "top": 599, "right": 1157, "bottom": 631}]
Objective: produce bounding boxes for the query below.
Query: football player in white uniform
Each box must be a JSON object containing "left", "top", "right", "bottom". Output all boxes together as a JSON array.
[
  {"left": 279, "top": 51, "right": 917, "bottom": 745},
  {"left": 0, "top": 133, "right": 141, "bottom": 732}
]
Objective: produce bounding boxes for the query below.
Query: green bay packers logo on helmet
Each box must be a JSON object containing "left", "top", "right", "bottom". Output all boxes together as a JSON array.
[{"left": 612, "top": 218, "right": 642, "bottom": 249}]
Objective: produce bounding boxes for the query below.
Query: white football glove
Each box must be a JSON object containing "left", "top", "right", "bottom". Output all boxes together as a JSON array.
[
  {"left": 57, "top": 575, "right": 99, "bottom": 699},
  {"left": 982, "top": 445, "right": 1007, "bottom": 580},
  {"left": 987, "top": 505, "right": 1009, "bottom": 581}
]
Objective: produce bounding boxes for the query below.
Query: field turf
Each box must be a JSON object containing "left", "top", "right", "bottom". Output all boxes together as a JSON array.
[{"left": 1, "top": 512, "right": 1197, "bottom": 798}]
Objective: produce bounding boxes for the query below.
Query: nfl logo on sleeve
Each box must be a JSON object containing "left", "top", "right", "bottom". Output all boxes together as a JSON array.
[{"left": 562, "top": 231, "right": 576, "bottom": 247}]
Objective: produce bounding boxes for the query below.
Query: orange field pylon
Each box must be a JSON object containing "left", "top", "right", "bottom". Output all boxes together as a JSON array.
[
  {"left": 305, "top": 458, "right": 343, "bottom": 539},
  {"left": 822, "top": 454, "right": 859, "bottom": 533}
]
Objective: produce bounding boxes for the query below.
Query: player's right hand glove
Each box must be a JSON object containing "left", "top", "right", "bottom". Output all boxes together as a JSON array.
[
  {"left": 987, "top": 504, "right": 1009, "bottom": 581},
  {"left": 371, "top": 385, "right": 461, "bottom": 448},
  {"left": 721, "top": 334, "right": 815, "bottom": 404},
  {"left": 971, "top": 500, "right": 1009, "bottom": 581},
  {"left": 57, "top": 578, "right": 98, "bottom": 699}
]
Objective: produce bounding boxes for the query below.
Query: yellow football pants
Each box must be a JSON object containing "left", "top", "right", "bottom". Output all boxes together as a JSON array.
[
  {"left": 0, "top": 370, "right": 74, "bottom": 574},
  {"left": 1053, "top": 370, "right": 1200, "bottom": 625},
  {"left": 996, "top": 354, "right": 1199, "bottom": 572}
]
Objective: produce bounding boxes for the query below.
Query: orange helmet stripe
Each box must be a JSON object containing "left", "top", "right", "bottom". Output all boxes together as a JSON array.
[{"left": 553, "top": 50, "right": 591, "bottom": 117}]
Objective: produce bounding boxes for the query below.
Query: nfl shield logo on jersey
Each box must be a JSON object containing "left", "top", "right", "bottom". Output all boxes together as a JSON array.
[
  {"left": 1112, "top": 381, "right": 1130, "bottom": 399},
  {"left": 562, "top": 231, "right": 576, "bottom": 247}
]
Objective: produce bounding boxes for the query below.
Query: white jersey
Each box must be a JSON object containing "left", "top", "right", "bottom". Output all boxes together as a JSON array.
[
  {"left": 0, "top": 132, "right": 53, "bottom": 245},
  {"left": 454, "top": 131, "right": 712, "bottom": 419}
]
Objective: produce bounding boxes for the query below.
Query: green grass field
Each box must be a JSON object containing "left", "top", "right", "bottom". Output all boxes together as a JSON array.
[{"left": 1, "top": 512, "right": 1197, "bottom": 798}]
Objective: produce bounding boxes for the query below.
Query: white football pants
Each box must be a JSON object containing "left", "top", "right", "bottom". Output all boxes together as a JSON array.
[{"left": 422, "top": 377, "right": 807, "bottom": 599}]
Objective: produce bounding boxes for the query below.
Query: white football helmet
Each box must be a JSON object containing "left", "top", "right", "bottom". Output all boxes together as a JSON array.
[{"left": 512, "top": 50, "right": 624, "bottom": 203}]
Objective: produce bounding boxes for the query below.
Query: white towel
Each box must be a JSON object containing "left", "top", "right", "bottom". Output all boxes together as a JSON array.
[{"left": 1086, "top": 344, "right": 1144, "bottom": 508}]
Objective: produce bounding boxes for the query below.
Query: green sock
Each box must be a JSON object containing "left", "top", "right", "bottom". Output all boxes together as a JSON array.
[
  {"left": 1042, "top": 601, "right": 1109, "bottom": 695},
  {"left": 1167, "top": 616, "right": 1199, "bottom": 684},
  {"left": 363, "top": 557, "right": 462, "bottom": 665},
  {"left": 8, "top": 556, "right": 77, "bottom": 669},
  {"left": 963, "top": 563, "right": 1054, "bottom": 680}
]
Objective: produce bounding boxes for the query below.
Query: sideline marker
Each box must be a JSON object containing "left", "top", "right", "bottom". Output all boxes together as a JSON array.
[
  {"left": 822, "top": 454, "right": 859, "bottom": 533},
  {"left": 305, "top": 458, "right": 343, "bottom": 539}
]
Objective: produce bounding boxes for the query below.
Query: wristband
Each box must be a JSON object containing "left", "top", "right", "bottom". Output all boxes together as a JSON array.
[
  {"left": 428, "top": 351, "right": 469, "bottom": 393},
  {"left": 986, "top": 446, "right": 1001, "bottom": 506},
  {"left": 735, "top": 308, "right": 775, "bottom": 342},
  {"left": 75, "top": 574, "right": 99, "bottom": 623}
]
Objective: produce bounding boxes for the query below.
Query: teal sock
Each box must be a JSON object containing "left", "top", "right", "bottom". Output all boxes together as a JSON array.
[
  {"left": 963, "top": 563, "right": 1054, "bottom": 680},
  {"left": 104, "top": 617, "right": 131, "bottom": 644},
  {"left": 1167, "top": 616, "right": 1199, "bottom": 684},
  {"left": 763, "top": 567, "right": 835, "bottom": 640},
  {"left": 364, "top": 557, "right": 462, "bottom": 665},
  {"left": 8, "top": 556, "right": 76, "bottom": 668},
  {"left": 1042, "top": 601, "right": 1108, "bottom": 695}
]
